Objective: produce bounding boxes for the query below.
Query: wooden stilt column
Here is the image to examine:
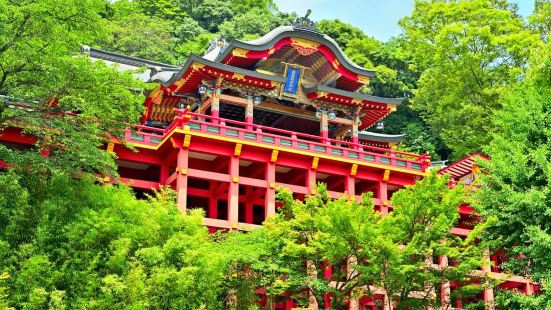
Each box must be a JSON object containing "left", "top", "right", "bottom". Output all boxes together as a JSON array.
[
  {"left": 308, "top": 157, "right": 319, "bottom": 195},
  {"left": 346, "top": 164, "right": 357, "bottom": 198},
  {"left": 176, "top": 144, "right": 189, "bottom": 213},
  {"left": 265, "top": 151, "right": 277, "bottom": 218},
  {"left": 209, "top": 181, "right": 218, "bottom": 219},
  {"left": 482, "top": 248, "right": 495, "bottom": 310},
  {"left": 245, "top": 96, "right": 254, "bottom": 131},
  {"left": 228, "top": 153, "right": 239, "bottom": 229},
  {"left": 440, "top": 255, "right": 451, "bottom": 310},
  {"left": 378, "top": 172, "right": 389, "bottom": 216},
  {"left": 160, "top": 161, "right": 169, "bottom": 185},
  {"left": 320, "top": 111, "right": 329, "bottom": 144}
]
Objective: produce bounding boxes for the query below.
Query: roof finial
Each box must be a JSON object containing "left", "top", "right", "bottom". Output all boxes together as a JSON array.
[{"left": 292, "top": 9, "right": 318, "bottom": 33}]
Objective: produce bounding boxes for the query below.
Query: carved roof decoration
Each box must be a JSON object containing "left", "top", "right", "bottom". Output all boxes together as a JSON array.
[
  {"left": 213, "top": 26, "right": 375, "bottom": 82},
  {"left": 291, "top": 9, "right": 318, "bottom": 33}
]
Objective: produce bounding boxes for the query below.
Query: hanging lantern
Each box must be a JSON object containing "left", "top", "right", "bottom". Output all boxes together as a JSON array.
[
  {"left": 198, "top": 85, "right": 207, "bottom": 94},
  {"left": 252, "top": 95, "right": 262, "bottom": 105}
]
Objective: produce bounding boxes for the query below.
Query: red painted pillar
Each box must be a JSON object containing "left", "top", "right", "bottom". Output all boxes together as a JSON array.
[
  {"left": 176, "top": 147, "right": 189, "bottom": 213},
  {"left": 456, "top": 297, "right": 463, "bottom": 310},
  {"left": 228, "top": 155, "right": 239, "bottom": 229},
  {"left": 265, "top": 160, "right": 276, "bottom": 218},
  {"left": 345, "top": 174, "right": 355, "bottom": 197},
  {"left": 245, "top": 96, "right": 254, "bottom": 131},
  {"left": 209, "top": 181, "right": 218, "bottom": 219},
  {"left": 378, "top": 180, "right": 388, "bottom": 216},
  {"left": 160, "top": 161, "right": 169, "bottom": 185},
  {"left": 307, "top": 167, "right": 317, "bottom": 195}
]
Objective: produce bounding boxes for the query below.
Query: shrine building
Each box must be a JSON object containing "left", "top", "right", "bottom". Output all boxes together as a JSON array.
[
  {"left": 0, "top": 14, "right": 538, "bottom": 310},
  {"left": 78, "top": 16, "right": 430, "bottom": 232}
]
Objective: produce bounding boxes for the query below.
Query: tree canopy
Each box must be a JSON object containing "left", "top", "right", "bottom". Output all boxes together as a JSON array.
[{"left": 0, "top": 0, "right": 550, "bottom": 308}]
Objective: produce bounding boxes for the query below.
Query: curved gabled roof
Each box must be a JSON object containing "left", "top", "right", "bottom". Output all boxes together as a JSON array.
[{"left": 214, "top": 25, "right": 375, "bottom": 78}]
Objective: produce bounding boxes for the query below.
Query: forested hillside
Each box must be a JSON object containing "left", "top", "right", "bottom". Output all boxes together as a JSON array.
[{"left": 0, "top": 0, "right": 549, "bottom": 309}]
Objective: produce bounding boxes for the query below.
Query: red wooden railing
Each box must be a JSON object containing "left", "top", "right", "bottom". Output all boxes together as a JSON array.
[{"left": 125, "top": 110, "right": 430, "bottom": 172}]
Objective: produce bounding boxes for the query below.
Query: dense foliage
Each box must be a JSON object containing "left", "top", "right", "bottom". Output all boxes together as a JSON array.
[
  {"left": 232, "top": 174, "right": 487, "bottom": 309},
  {"left": 473, "top": 37, "right": 551, "bottom": 308},
  {"left": 0, "top": 0, "right": 550, "bottom": 308},
  {"left": 0, "top": 171, "right": 487, "bottom": 309},
  {"left": 0, "top": 0, "right": 145, "bottom": 175},
  {"left": 0, "top": 172, "right": 239, "bottom": 309},
  {"left": 400, "top": 0, "right": 541, "bottom": 159}
]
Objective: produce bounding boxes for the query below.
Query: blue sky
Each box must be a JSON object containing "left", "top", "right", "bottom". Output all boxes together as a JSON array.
[{"left": 274, "top": 0, "right": 536, "bottom": 41}]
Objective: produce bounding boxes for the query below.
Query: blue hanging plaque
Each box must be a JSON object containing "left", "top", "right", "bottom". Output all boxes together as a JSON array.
[{"left": 283, "top": 67, "right": 301, "bottom": 94}]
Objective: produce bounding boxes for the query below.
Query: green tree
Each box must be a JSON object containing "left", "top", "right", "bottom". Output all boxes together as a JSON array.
[
  {"left": 473, "top": 41, "right": 551, "bottom": 308},
  {"left": 0, "top": 0, "right": 145, "bottom": 175},
  {"left": 134, "top": 0, "right": 187, "bottom": 22},
  {"left": 192, "top": 0, "right": 234, "bottom": 32},
  {"left": 100, "top": 1, "right": 178, "bottom": 64},
  {"left": 175, "top": 16, "right": 206, "bottom": 44},
  {"left": 0, "top": 171, "right": 238, "bottom": 309},
  {"left": 530, "top": 0, "right": 551, "bottom": 40},
  {"left": 343, "top": 35, "right": 446, "bottom": 159},
  {"left": 243, "top": 173, "right": 486, "bottom": 309},
  {"left": 219, "top": 8, "right": 295, "bottom": 40},
  {"left": 175, "top": 33, "right": 217, "bottom": 59},
  {"left": 400, "top": 0, "right": 540, "bottom": 159},
  {"left": 317, "top": 19, "right": 366, "bottom": 49}
]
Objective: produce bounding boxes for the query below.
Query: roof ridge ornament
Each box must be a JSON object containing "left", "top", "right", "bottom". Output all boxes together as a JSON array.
[{"left": 292, "top": 9, "right": 318, "bottom": 33}]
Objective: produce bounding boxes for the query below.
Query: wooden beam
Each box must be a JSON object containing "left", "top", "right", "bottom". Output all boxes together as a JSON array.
[{"left": 219, "top": 94, "right": 352, "bottom": 125}]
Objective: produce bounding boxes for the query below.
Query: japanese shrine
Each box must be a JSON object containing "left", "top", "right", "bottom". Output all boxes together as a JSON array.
[
  {"left": 0, "top": 13, "right": 539, "bottom": 310},
  {"left": 77, "top": 17, "right": 430, "bottom": 233}
]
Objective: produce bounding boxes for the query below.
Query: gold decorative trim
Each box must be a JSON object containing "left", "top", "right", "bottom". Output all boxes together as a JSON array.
[
  {"left": 231, "top": 73, "right": 245, "bottom": 80},
  {"left": 183, "top": 134, "right": 191, "bottom": 148},
  {"left": 383, "top": 169, "right": 390, "bottom": 182},
  {"left": 234, "top": 143, "right": 242, "bottom": 156},
  {"left": 191, "top": 62, "right": 206, "bottom": 70},
  {"left": 350, "top": 164, "right": 358, "bottom": 176},
  {"left": 290, "top": 37, "right": 320, "bottom": 49},
  {"left": 232, "top": 176, "right": 239, "bottom": 183},
  {"left": 107, "top": 142, "right": 115, "bottom": 153},
  {"left": 232, "top": 48, "right": 249, "bottom": 57},
  {"left": 311, "top": 157, "right": 319, "bottom": 169},
  {"left": 357, "top": 75, "right": 370, "bottom": 84},
  {"left": 170, "top": 137, "right": 179, "bottom": 149},
  {"left": 270, "top": 150, "right": 279, "bottom": 162}
]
